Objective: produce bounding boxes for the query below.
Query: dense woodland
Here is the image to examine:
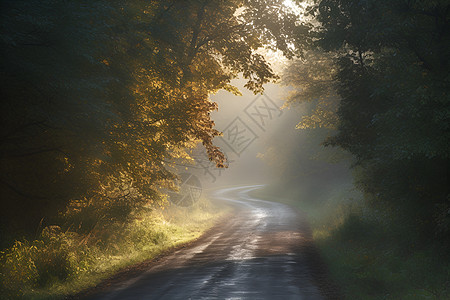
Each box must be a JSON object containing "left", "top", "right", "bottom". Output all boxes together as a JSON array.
[
  {"left": 282, "top": 0, "right": 450, "bottom": 239},
  {"left": 278, "top": 1, "right": 450, "bottom": 297},
  {"left": 0, "top": 0, "right": 449, "bottom": 298},
  {"left": 0, "top": 0, "right": 297, "bottom": 245}
]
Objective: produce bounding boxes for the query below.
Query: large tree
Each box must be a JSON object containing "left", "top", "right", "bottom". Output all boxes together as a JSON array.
[
  {"left": 287, "top": 0, "right": 450, "bottom": 237},
  {"left": 0, "top": 0, "right": 297, "bottom": 243}
]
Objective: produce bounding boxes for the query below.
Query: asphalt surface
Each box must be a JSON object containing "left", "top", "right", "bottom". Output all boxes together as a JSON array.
[{"left": 86, "top": 185, "right": 326, "bottom": 300}]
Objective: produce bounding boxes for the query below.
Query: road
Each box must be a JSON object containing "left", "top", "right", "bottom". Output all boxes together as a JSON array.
[{"left": 86, "top": 185, "right": 327, "bottom": 300}]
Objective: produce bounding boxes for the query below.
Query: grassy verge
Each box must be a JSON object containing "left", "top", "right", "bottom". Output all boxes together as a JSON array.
[
  {"left": 0, "top": 197, "right": 230, "bottom": 300},
  {"left": 250, "top": 187, "right": 450, "bottom": 300}
]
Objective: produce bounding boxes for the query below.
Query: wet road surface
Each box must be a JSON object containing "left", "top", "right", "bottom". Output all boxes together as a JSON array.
[{"left": 87, "top": 185, "right": 325, "bottom": 300}]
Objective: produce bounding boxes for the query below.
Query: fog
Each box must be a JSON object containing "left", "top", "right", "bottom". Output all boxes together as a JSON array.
[
  {"left": 174, "top": 79, "right": 294, "bottom": 189},
  {"left": 208, "top": 80, "right": 298, "bottom": 186},
  {"left": 175, "top": 77, "right": 356, "bottom": 208}
]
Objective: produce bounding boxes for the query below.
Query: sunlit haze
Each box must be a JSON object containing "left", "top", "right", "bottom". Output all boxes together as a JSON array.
[{"left": 1, "top": 0, "right": 448, "bottom": 299}]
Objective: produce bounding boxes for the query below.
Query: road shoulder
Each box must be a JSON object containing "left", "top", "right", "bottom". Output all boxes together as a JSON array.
[{"left": 69, "top": 204, "right": 235, "bottom": 299}]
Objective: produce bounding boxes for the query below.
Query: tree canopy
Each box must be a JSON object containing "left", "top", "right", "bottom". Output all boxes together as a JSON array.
[
  {"left": 0, "top": 0, "right": 298, "bottom": 243},
  {"left": 284, "top": 0, "right": 450, "bottom": 237}
]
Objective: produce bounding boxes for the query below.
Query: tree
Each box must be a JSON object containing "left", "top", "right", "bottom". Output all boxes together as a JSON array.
[
  {"left": 282, "top": 50, "right": 340, "bottom": 130},
  {"left": 0, "top": 0, "right": 298, "bottom": 244},
  {"left": 287, "top": 0, "right": 450, "bottom": 237}
]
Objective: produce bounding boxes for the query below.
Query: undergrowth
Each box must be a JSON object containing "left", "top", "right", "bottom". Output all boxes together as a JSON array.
[
  {"left": 0, "top": 197, "right": 228, "bottom": 299},
  {"left": 314, "top": 203, "right": 450, "bottom": 300},
  {"left": 252, "top": 187, "right": 450, "bottom": 299}
]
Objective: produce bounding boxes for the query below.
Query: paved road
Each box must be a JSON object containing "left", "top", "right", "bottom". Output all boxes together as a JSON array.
[{"left": 87, "top": 185, "right": 325, "bottom": 300}]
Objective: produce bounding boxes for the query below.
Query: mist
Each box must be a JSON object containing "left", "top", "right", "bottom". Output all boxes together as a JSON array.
[
  {"left": 2, "top": 0, "right": 448, "bottom": 298},
  {"left": 176, "top": 77, "right": 356, "bottom": 211}
]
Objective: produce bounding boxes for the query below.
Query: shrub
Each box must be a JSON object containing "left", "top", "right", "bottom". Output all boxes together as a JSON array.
[
  {"left": 0, "top": 240, "right": 38, "bottom": 297},
  {"left": 33, "top": 227, "right": 73, "bottom": 287},
  {"left": 0, "top": 226, "right": 77, "bottom": 296}
]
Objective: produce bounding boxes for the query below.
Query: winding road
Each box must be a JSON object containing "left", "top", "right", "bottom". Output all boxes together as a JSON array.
[{"left": 86, "top": 185, "right": 327, "bottom": 299}]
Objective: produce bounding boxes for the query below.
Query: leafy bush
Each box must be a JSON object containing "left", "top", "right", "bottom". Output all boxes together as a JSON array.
[
  {"left": 0, "top": 227, "right": 79, "bottom": 296},
  {"left": 33, "top": 226, "right": 73, "bottom": 287},
  {"left": 314, "top": 201, "right": 450, "bottom": 299},
  {"left": 0, "top": 240, "right": 39, "bottom": 297},
  {"left": 0, "top": 196, "right": 224, "bottom": 299}
]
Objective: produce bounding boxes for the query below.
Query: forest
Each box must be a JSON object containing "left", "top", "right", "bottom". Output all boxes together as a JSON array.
[{"left": 1, "top": 0, "right": 449, "bottom": 299}]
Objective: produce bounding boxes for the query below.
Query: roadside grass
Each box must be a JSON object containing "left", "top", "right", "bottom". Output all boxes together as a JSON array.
[
  {"left": 318, "top": 213, "right": 450, "bottom": 300},
  {"left": 250, "top": 187, "right": 450, "bottom": 299},
  {"left": 0, "top": 197, "right": 230, "bottom": 300}
]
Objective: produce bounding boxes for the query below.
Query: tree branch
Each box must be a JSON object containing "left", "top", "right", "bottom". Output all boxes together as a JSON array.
[
  {"left": 4, "top": 147, "right": 67, "bottom": 159},
  {"left": 0, "top": 178, "right": 46, "bottom": 199}
]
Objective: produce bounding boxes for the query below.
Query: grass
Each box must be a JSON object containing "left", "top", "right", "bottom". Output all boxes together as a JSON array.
[
  {"left": 250, "top": 186, "right": 450, "bottom": 300},
  {"left": 0, "top": 197, "right": 230, "bottom": 300},
  {"left": 317, "top": 213, "right": 450, "bottom": 300}
]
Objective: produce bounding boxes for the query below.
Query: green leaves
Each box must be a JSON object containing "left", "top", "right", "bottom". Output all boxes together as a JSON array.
[
  {"left": 0, "top": 0, "right": 299, "bottom": 243},
  {"left": 285, "top": 0, "right": 450, "bottom": 237}
]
